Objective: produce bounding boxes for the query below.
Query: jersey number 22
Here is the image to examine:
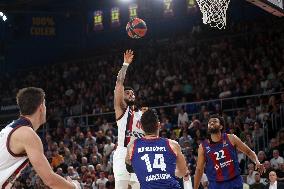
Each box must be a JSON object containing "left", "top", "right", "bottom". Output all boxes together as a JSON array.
[{"left": 214, "top": 150, "right": 226, "bottom": 160}]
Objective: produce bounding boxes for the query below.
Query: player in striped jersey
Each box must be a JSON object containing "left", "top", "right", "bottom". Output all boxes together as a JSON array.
[
  {"left": 113, "top": 50, "right": 145, "bottom": 189},
  {"left": 0, "top": 87, "right": 81, "bottom": 189},
  {"left": 194, "top": 114, "right": 265, "bottom": 189}
]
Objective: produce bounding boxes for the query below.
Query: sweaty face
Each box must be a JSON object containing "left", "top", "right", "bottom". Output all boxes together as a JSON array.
[
  {"left": 208, "top": 118, "right": 222, "bottom": 134},
  {"left": 124, "top": 90, "right": 135, "bottom": 106}
]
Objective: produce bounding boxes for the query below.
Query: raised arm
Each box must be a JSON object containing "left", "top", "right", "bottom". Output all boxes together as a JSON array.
[
  {"left": 114, "top": 50, "right": 134, "bottom": 119},
  {"left": 169, "top": 139, "right": 188, "bottom": 178},
  {"left": 19, "top": 127, "right": 81, "bottom": 189},
  {"left": 194, "top": 144, "right": 206, "bottom": 189},
  {"left": 228, "top": 134, "right": 265, "bottom": 174}
]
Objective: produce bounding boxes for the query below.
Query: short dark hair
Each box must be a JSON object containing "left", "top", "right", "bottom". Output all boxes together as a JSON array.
[
  {"left": 16, "top": 87, "right": 45, "bottom": 115},
  {"left": 210, "top": 114, "right": 225, "bottom": 128},
  {"left": 141, "top": 109, "right": 159, "bottom": 134},
  {"left": 124, "top": 86, "right": 134, "bottom": 92}
]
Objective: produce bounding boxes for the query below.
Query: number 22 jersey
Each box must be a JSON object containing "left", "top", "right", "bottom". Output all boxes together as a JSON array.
[
  {"left": 131, "top": 137, "right": 180, "bottom": 189},
  {"left": 202, "top": 133, "right": 241, "bottom": 182}
]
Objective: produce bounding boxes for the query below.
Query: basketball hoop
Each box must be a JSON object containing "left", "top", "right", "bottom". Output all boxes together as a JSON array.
[{"left": 196, "top": 0, "right": 230, "bottom": 30}]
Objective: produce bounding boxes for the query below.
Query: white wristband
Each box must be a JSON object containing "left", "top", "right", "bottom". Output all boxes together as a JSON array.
[{"left": 123, "top": 62, "right": 129, "bottom": 66}]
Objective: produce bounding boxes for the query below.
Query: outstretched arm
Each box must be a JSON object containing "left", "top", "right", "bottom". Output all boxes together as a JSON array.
[
  {"left": 114, "top": 50, "right": 134, "bottom": 120},
  {"left": 229, "top": 134, "right": 265, "bottom": 174},
  {"left": 19, "top": 127, "right": 81, "bottom": 189},
  {"left": 194, "top": 144, "right": 205, "bottom": 189}
]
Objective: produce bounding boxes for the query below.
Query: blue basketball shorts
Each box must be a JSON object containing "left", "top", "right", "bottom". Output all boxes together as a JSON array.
[{"left": 208, "top": 175, "right": 243, "bottom": 189}]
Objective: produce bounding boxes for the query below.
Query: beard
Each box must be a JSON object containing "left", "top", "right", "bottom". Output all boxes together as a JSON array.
[
  {"left": 208, "top": 127, "right": 220, "bottom": 134},
  {"left": 125, "top": 100, "right": 135, "bottom": 106}
]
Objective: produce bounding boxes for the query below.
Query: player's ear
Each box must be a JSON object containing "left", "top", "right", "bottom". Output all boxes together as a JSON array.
[
  {"left": 157, "top": 121, "right": 161, "bottom": 129},
  {"left": 38, "top": 103, "right": 43, "bottom": 112}
]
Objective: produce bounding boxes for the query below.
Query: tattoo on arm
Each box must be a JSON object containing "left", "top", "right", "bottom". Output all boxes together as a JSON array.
[{"left": 116, "top": 65, "right": 128, "bottom": 84}]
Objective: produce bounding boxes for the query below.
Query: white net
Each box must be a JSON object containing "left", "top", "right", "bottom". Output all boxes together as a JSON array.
[{"left": 196, "top": 0, "right": 230, "bottom": 30}]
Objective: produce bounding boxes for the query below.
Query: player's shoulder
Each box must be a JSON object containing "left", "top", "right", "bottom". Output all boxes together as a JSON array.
[
  {"left": 15, "top": 125, "right": 35, "bottom": 133},
  {"left": 225, "top": 133, "right": 238, "bottom": 146},
  {"left": 168, "top": 139, "right": 179, "bottom": 147},
  {"left": 13, "top": 126, "right": 39, "bottom": 142},
  {"left": 166, "top": 139, "right": 180, "bottom": 156},
  {"left": 226, "top": 133, "right": 238, "bottom": 140},
  {"left": 168, "top": 139, "right": 184, "bottom": 153}
]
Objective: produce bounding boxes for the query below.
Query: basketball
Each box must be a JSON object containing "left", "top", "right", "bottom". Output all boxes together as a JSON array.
[{"left": 126, "top": 18, "right": 147, "bottom": 39}]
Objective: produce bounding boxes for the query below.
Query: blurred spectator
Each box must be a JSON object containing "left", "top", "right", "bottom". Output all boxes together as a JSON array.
[
  {"left": 270, "top": 150, "right": 284, "bottom": 170},
  {"left": 85, "top": 131, "right": 96, "bottom": 148},
  {"left": 246, "top": 163, "right": 259, "bottom": 185},
  {"left": 101, "top": 156, "right": 112, "bottom": 173},
  {"left": 96, "top": 130, "right": 107, "bottom": 154},
  {"left": 105, "top": 174, "right": 115, "bottom": 189},
  {"left": 81, "top": 157, "right": 89, "bottom": 167},
  {"left": 96, "top": 172, "right": 108, "bottom": 189},
  {"left": 56, "top": 167, "right": 64, "bottom": 177},
  {"left": 262, "top": 161, "right": 275, "bottom": 180},
  {"left": 250, "top": 172, "right": 266, "bottom": 189},
  {"left": 103, "top": 137, "right": 115, "bottom": 158},
  {"left": 277, "top": 130, "right": 284, "bottom": 157},
  {"left": 267, "top": 138, "right": 280, "bottom": 160},
  {"left": 258, "top": 151, "right": 268, "bottom": 164},
  {"left": 238, "top": 151, "right": 246, "bottom": 174},
  {"left": 70, "top": 153, "right": 81, "bottom": 169},
  {"left": 252, "top": 121, "right": 264, "bottom": 150},
  {"left": 178, "top": 108, "right": 189, "bottom": 128},
  {"left": 179, "top": 130, "right": 193, "bottom": 148},
  {"left": 265, "top": 171, "right": 284, "bottom": 189},
  {"left": 51, "top": 149, "right": 64, "bottom": 169},
  {"left": 244, "top": 133, "right": 255, "bottom": 150},
  {"left": 67, "top": 166, "right": 80, "bottom": 180},
  {"left": 276, "top": 163, "right": 284, "bottom": 183}
]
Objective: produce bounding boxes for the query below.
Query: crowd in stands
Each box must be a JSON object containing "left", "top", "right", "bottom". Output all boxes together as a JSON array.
[{"left": 5, "top": 18, "right": 284, "bottom": 188}]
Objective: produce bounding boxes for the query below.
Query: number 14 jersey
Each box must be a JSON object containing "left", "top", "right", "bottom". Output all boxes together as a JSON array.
[
  {"left": 131, "top": 137, "right": 180, "bottom": 189},
  {"left": 202, "top": 133, "right": 241, "bottom": 182}
]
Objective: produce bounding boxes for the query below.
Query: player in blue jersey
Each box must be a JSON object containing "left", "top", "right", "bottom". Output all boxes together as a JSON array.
[
  {"left": 194, "top": 114, "right": 265, "bottom": 189},
  {"left": 125, "top": 109, "right": 189, "bottom": 189}
]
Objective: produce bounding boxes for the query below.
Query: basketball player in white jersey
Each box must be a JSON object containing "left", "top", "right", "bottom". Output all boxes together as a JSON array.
[
  {"left": 113, "top": 50, "right": 145, "bottom": 189},
  {"left": 0, "top": 87, "right": 81, "bottom": 189}
]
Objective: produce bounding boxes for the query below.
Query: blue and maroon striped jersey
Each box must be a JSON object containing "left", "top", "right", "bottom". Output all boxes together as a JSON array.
[{"left": 202, "top": 133, "right": 241, "bottom": 182}]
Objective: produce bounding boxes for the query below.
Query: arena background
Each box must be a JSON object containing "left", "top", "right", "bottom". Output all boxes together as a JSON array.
[{"left": 0, "top": 0, "right": 284, "bottom": 188}]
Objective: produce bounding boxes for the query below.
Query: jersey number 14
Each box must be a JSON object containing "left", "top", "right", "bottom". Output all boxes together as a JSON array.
[{"left": 141, "top": 154, "right": 167, "bottom": 173}]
